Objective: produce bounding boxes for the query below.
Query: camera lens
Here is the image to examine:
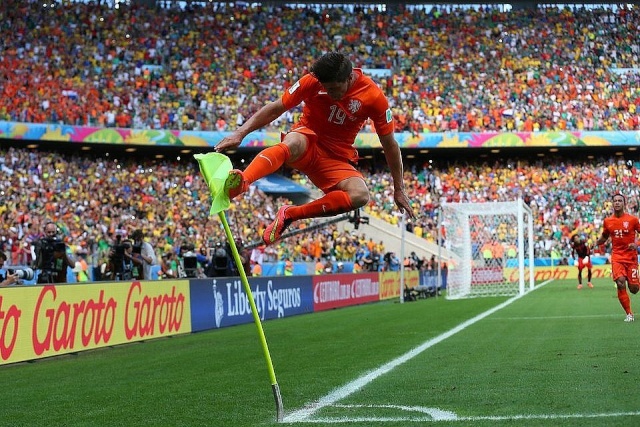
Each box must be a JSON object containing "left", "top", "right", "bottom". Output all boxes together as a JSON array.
[{"left": 13, "top": 268, "right": 35, "bottom": 281}]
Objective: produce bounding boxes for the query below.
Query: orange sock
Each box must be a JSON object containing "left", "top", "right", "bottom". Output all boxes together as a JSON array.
[
  {"left": 617, "top": 288, "right": 632, "bottom": 314},
  {"left": 287, "top": 190, "right": 352, "bottom": 221},
  {"left": 243, "top": 144, "right": 290, "bottom": 183}
]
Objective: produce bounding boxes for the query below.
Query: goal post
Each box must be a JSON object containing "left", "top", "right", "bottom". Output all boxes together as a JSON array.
[{"left": 439, "top": 198, "right": 535, "bottom": 299}]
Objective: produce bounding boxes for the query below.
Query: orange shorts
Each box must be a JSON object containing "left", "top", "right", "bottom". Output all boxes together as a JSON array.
[
  {"left": 285, "top": 128, "right": 363, "bottom": 193},
  {"left": 611, "top": 261, "right": 640, "bottom": 286}
]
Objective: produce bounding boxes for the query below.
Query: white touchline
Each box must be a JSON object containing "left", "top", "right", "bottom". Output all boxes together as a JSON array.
[
  {"left": 293, "top": 409, "right": 640, "bottom": 424},
  {"left": 283, "top": 280, "right": 554, "bottom": 423}
]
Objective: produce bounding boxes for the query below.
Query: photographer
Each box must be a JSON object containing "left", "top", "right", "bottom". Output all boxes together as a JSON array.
[
  {"left": 0, "top": 252, "right": 19, "bottom": 286},
  {"left": 34, "top": 222, "right": 74, "bottom": 284},
  {"left": 130, "top": 229, "right": 157, "bottom": 280},
  {"left": 106, "top": 238, "right": 140, "bottom": 281}
]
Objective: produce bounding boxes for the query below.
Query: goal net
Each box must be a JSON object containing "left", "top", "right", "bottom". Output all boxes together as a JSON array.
[{"left": 439, "top": 199, "right": 535, "bottom": 299}]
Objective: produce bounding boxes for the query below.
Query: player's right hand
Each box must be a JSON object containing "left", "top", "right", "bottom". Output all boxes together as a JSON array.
[{"left": 214, "top": 132, "right": 243, "bottom": 152}]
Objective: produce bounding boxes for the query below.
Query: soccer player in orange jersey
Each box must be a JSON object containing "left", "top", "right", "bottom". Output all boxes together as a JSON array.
[
  {"left": 594, "top": 193, "right": 640, "bottom": 322},
  {"left": 214, "top": 52, "right": 414, "bottom": 245}
]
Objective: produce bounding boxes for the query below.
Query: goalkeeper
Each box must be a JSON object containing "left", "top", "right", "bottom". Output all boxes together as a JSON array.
[{"left": 570, "top": 234, "right": 593, "bottom": 290}]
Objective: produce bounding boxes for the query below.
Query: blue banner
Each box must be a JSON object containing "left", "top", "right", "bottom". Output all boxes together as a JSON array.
[
  {"left": 189, "top": 276, "right": 313, "bottom": 331},
  {"left": 505, "top": 256, "right": 610, "bottom": 267},
  {"left": 254, "top": 174, "right": 310, "bottom": 194}
]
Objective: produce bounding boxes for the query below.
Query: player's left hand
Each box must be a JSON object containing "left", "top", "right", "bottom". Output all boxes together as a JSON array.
[{"left": 394, "top": 189, "right": 415, "bottom": 219}]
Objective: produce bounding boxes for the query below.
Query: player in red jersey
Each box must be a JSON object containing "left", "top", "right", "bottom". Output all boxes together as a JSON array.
[
  {"left": 571, "top": 234, "right": 593, "bottom": 290},
  {"left": 594, "top": 193, "right": 640, "bottom": 322},
  {"left": 214, "top": 52, "right": 414, "bottom": 245}
]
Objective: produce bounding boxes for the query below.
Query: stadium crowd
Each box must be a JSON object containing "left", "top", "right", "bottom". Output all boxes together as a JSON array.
[
  {"left": 1, "top": 146, "right": 638, "bottom": 276},
  {"left": 365, "top": 154, "right": 640, "bottom": 257},
  {"left": 0, "top": 1, "right": 638, "bottom": 133},
  {"left": 0, "top": 146, "right": 392, "bottom": 276}
]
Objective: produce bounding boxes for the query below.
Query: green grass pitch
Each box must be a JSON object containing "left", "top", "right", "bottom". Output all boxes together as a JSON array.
[{"left": 1, "top": 277, "right": 639, "bottom": 426}]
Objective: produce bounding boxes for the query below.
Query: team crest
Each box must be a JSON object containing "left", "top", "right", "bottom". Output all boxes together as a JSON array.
[
  {"left": 623, "top": 221, "right": 629, "bottom": 229},
  {"left": 348, "top": 99, "right": 361, "bottom": 114}
]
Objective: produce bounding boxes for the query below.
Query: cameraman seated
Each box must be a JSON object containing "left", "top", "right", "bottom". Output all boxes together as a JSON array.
[
  {"left": 0, "top": 252, "right": 19, "bottom": 287},
  {"left": 34, "top": 222, "right": 75, "bottom": 284},
  {"left": 105, "top": 239, "right": 140, "bottom": 281}
]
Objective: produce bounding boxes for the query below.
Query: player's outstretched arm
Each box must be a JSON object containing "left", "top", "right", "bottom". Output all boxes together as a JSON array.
[
  {"left": 379, "top": 132, "right": 415, "bottom": 219},
  {"left": 215, "top": 100, "right": 287, "bottom": 152}
]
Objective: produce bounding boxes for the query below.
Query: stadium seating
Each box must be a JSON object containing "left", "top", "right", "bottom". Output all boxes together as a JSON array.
[
  {"left": 1, "top": 2, "right": 639, "bottom": 280},
  {"left": 0, "top": 2, "right": 637, "bottom": 132},
  {"left": 0, "top": 145, "right": 635, "bottom": 277}
]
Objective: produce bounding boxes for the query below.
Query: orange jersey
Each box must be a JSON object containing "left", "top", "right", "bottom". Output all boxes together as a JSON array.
[
  {"left": 281, "top": 69, "right": 393, "bottom": 163},
  {"left": 602, "top": 213, "right": 640, "bottom": 263}
]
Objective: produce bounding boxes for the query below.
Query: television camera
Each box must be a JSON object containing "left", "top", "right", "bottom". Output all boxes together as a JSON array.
[
  {"left": 35, "top": 237, "right": 68, "bottom": 283},
  {"left": 40, "top": 237, "right": 66, "bottom": 254},
  {"left": 112, "top": 237, "right": 141, "bottom": 259},
  {"left": 178, "top": 243, "right": 198, "bottom": 278},
  {"left": 109, "top": 236, "right": 141, "bottom": 280}
]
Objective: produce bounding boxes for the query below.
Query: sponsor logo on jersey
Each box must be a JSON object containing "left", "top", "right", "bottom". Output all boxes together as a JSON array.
[{"left": 385, "top": 108, "right": 392, "bottom": 123}]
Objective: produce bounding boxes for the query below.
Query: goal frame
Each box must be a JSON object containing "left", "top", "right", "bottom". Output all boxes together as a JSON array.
[{"left": 438, "top": 198, "right": 535, "bottom": 299}]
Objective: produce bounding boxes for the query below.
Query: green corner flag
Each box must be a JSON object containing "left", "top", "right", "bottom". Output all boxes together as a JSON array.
[
  {"left": 194, "top": 151, "right": 284, "bottom": 422},
  {"left": 194, "top": 152, "right": 233, "bottom": 215}
]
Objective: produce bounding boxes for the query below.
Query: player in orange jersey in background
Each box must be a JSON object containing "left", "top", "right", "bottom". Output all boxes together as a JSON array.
[
  {"left": 571, "top": 234, "right": 593, "bottom": 290},
  {"left": 594, "top": 193, "right": 640, "bottom": 322},
  {"left": 214, "top": 52, "right": 414, "bottom": 245}
]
